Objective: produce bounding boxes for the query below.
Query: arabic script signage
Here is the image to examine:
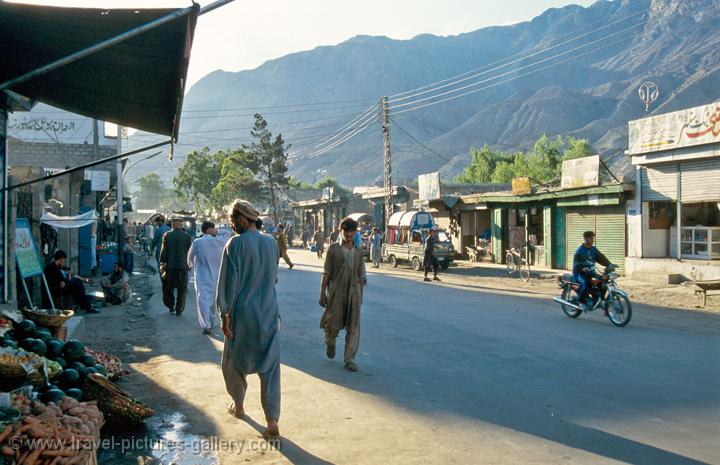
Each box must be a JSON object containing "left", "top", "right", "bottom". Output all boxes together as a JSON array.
[{"left": 628, "top": 100, "right": 720, "bottom": 155}]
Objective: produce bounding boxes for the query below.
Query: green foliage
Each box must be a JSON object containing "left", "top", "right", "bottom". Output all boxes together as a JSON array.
[
  {"left": 173, "top": 147, "right": 223, "bottom": 211},
  {"left": 135, "top": 173, "right": 173, "bottom": 210},
  {"left": 454, "top": 134, "right": 594, "bottom": 185}
]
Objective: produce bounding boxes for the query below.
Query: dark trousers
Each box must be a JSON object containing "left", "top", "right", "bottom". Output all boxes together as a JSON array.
[
  {"left": 162, "top": 269, "right": 188, "bottom": 313},
  {"left": 424, "top": 251, "right": 438, "bottom": 277},
  {"left": 65, "top": 278, "right": 91, "bottom": 311},
  {"left": 123, "top": 252, "right": 134, "bottom": 274}
]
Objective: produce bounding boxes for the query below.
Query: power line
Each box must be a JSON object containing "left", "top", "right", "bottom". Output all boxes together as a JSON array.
[
  {"left": 314, "top": 104, "right": 378, "bottom": 149},
  {"left": 390, "top": 21, "right": 646, "bottom": 110},
  {"left": 392, "top": 34, "right": 636, "bottom": 115},
  {"left": 390, "top": 117, "right": 452, "bottom": 163},
  {"left": 297, "top": 116, "right": 379, "bottom": 160},
  {"left": 388, "top": 8, "right": 647, "bottom": 100}
]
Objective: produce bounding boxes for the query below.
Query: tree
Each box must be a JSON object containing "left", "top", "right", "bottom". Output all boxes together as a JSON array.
[
  {"left": 241, "top": 114, "right": 291, "bottom": 222},
  {"left": 173, "top": 147, "right": 223, "bottom": 212},
  {"left": 135, "top": 173, "right": 171, "bottom": 210},
  {"left": 563, "top": 136, "right": 594, "bottom": 160},
  {"left": 212, "top": 149, "right": 262, "bottom": 211},
  {"left": 454, "top": 145, "right": 500, "bottom": 183}
]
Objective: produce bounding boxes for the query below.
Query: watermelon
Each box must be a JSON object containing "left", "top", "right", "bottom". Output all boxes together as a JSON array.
[
  {"left": 59, "top": 368, "right": 80, "bottom": 387},
  {"left": 64, "top": 388, "right": 84, "bottom": 401},
  {"left": 1, "top": 339, "right": 17, "bottom": 349},
  {"left": 62, "top": 340, "right": 85, "bottom": 360},
  {"left": 47, "top": 339, "right": 65, "bottom": 358},
  {"left": 28, "top": 339, "right": 47, "bottom": 356},
  {"left": 20, "top": 337, "right": 37, "bottom": 351},
  {"left": 16, "top": 320, "right": 37, "bottom": 338},
  {"left": 54, "top": 356, "right": 68, "bottom": 369},
  {"left": 82, "top": 366, "right": 98, "bottom": 378},
  {"left": 41, "top": 389, "right": 65, "bottom": 404},
  {"left": 79, "top": 354, "right": 95, "bottom": 367},
  {"left": 35, "top": 328, "right": 52, "bottom": 343},
  {"left": 94, "top": 365, "right": 108, "bottom": 377},
  {"left": 2, "top": 331, "right": 15, "bottom": 341},
  {"left": 69, "top": 361, "right": 85, "bottom": 372}
]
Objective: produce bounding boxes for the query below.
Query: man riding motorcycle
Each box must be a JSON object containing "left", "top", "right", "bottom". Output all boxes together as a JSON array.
[{"left": 573, "top": 231, "right": 612, "bottom": 312}]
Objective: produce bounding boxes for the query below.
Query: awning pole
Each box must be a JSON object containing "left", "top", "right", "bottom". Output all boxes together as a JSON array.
[
  {"left": 2, "top": 140, "right": 171, "bottom": 192},
  {"left": 0, "top": 5, "right": 199, "bottom": 91}
]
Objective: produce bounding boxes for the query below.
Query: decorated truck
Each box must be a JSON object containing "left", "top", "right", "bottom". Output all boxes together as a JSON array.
[{"left": 382, "top": 210, "right": 454, "bottom": 271}]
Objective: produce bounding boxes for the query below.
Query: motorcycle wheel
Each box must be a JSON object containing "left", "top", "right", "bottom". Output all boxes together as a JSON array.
[
  {"left": 519, "top": 259, "right": 531, "bottom": 282},
  {"left": 607, "top": 292, "right": 632, "bottom": 327},
  {"left": 561, "top": 287, "right": 582, "bottom": 318}
]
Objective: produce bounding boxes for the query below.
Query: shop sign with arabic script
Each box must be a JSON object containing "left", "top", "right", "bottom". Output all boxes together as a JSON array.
[{"left": 628, "top": 100, "right": 720, "bottom": 155}]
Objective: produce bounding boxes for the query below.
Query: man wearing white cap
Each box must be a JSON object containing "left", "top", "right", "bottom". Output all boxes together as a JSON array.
[
  {"left": 217, "top": 199, "right": 281, "bottom": 439},
  {"left": 187, "top": 220, "right": 233, "bottom": 335}
]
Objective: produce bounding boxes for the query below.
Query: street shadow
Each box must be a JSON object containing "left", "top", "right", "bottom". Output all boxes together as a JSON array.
[
  {"left": 276, "top": 265, "right": 720, "bottom": 465},
  {"left": 241, "top": 416, "right": 336, "bottom": 465}
]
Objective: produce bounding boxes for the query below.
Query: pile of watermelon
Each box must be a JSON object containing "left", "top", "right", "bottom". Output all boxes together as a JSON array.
[{"left": 0, "top": 320, "right": 109, "bottom": 402}]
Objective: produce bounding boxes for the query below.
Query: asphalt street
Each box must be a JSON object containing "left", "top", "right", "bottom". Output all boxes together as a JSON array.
[{"left": 103, "top": 249, "right": 720, "bottom": 465}]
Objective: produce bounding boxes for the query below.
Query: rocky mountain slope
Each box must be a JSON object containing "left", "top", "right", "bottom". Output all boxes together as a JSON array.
[{"left": 128, "top": 0, "right": 720, "bottom": 188}]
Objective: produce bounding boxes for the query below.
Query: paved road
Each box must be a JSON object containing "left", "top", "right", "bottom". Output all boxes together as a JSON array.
[{"left": 107, "top": 249, "right": 720, "bottom": 465}]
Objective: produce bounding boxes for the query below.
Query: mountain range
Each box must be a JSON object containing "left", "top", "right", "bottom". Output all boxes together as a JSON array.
[{"left": 127, "top": 0, "right": 720, "bottom": 189}]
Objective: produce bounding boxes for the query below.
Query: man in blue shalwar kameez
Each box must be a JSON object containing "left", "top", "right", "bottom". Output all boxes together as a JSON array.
[{"left": 217, "top": 199, "right": 281, "bottom": 439}]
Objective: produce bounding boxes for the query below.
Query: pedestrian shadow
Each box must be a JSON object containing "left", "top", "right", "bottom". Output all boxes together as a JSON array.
[
  {"left": 241, "top": 416, "right": 336, "bottom": 465},
  {"left": 277, "top": 266, "right": 720, "bottom": 465}
]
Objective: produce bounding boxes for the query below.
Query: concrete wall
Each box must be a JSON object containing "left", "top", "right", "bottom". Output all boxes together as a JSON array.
[{"left": 626, "top": 257, "right": 720, "bottom": 283}]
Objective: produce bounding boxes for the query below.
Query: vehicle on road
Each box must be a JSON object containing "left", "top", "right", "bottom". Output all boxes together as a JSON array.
[
  {"left": 505, "top": 246, "right": 531, "bottom": 281},
  {"left": 382, "top": 210, "right": 454, "bottom": 271},
  {"left": 554, "top": 263, "right": 632, "bottom": 327},
  {"left": 346, "top": 213, "right": 376, "bottom": 261}
]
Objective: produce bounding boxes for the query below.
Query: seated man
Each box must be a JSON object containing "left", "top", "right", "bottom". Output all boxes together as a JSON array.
[
  {"left": 42, "top": 250, "right": 97, "bottom": 313},
  {"left": 100, "top": 262, "right": 132, "bottom": 305}
]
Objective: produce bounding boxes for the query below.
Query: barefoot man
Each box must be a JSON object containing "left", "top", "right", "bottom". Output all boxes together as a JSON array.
[
  {"left": 319, "top": 217, "right": 366, "bottom": 372},
  {"left": 217, "top": 199, "right": 281, "bottom": 438}
]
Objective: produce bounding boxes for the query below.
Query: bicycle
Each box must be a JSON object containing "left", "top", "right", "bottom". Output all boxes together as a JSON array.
[{"left": 505, "top": 246, "right": 531, "bottom": 282}]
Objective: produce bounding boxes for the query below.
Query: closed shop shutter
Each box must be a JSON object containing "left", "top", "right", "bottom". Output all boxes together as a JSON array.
[
  {"left": 566, "top": 208, "right": 594, "bottom": 270},
  {"left": 642, "top": 164, "right": 677, "bottom": 201},
  {"left": 565, "top": 206, "right": 626, "bottom": 273},
  {"left": 680, "top": 158, "right": 720, "bottom": 202},
  {"left": 594, "top": 206, "right": 626, "bottom": 273}
]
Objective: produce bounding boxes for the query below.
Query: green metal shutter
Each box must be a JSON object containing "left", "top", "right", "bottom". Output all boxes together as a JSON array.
[
  {"left": 680, "top": 158, "right": 720, "bottom": 202},
  {"left": 565, "top": 206, "right": 626, "bottom": 273},
  {"left": 492, "top": 208, "right": 503, "bottom": 262},
  {"left": 594, "top": 206, "right": 626, "bottom": 273},
  {"left": 565, "top": 208, "right": 594, "bottom": 271},
  {"left": 553, "top": 207, "right": 566, "bottom": 269},
  {"left": 543, "top": 206, "right": 553, "bottom": 268}
]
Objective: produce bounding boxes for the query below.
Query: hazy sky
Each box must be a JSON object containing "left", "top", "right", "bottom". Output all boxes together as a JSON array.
[{"left": 12, "top": 0, "right": 596, "bottom": 87}]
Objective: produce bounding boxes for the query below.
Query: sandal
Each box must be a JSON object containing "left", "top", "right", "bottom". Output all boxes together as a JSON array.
[{"left": 227, "top": 402, "right": 245, "bottom": 419}]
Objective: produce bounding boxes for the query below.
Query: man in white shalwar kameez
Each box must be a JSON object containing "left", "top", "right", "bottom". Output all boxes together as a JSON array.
[{"left": 187, "top": 221, "right": 232, "bottom": 335}]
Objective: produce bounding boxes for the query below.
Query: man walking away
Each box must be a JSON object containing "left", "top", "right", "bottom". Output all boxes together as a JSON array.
[
  {"left": 319, "top": 217, "right": 365, "bottom": 372},
  {"left": 313, "top": 227, "right": 325, "bottom": 259},
  {"left": 370, "top": 227, "right": 382, "bottom": 268},
  {"left": 160, "top": 217, "right": 192, "bottom": 315},
  {"left": 423, "top": 227, "right": 441, "bottom": 282},
  {"left": 188, "top": 221, "right": 232, "bottom": 334},
  {"left": 276, "top": 224, "right": 294, "bottom": 269},
  {"left": 100, "top": 262, "right": 132, "bottom": 305},
  {"left": 217, "top": 199, "right": 281, "bottom": 439}
]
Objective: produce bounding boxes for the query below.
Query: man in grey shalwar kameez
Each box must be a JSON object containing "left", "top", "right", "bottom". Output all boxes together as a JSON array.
[
  {"left": 319, "top": 217, "right": 365, "bottom": 372},
  {"left": 217, "top": 199, "right": 281, "bottom": 438}
]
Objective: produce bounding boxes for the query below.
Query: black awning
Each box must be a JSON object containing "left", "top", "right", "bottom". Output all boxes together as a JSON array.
[{"left": 0, "top": 2, "right": 199, "bottom": 140}]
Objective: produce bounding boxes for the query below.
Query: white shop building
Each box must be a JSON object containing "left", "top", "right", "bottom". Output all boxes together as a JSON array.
[{"left": 626, "top": 100, "right": 720, "bottom": 281}]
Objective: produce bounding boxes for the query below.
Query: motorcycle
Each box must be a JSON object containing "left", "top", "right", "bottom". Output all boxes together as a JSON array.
[{"left": 553, "top": 264, "right": 632, "bottom": 327}]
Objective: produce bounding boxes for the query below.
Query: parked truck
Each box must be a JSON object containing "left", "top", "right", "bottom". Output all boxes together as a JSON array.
[{"left": 382, "top": 210, "right": 454, "bottom": 271}]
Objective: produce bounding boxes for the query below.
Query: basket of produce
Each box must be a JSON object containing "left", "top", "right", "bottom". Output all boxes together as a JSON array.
[
  {"left": 0, "top": 347, "right": 45, "bottom": 379},
  {"left": 83, "top": 373, "right": 154, "bottom": 424},
  {"left": 20, "top": 308, "right": 74, "bottom": 330},
  {"left": 85, "top": 349, "right": 124, "bottom": 381}
]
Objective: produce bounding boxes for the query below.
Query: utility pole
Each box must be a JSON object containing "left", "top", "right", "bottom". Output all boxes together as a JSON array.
[
  {"left": 115, "top": 125, "right": 124, "bottom": 264},
  {"left": 381, "top": 96, "right": 393, "bottom": 229}
]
